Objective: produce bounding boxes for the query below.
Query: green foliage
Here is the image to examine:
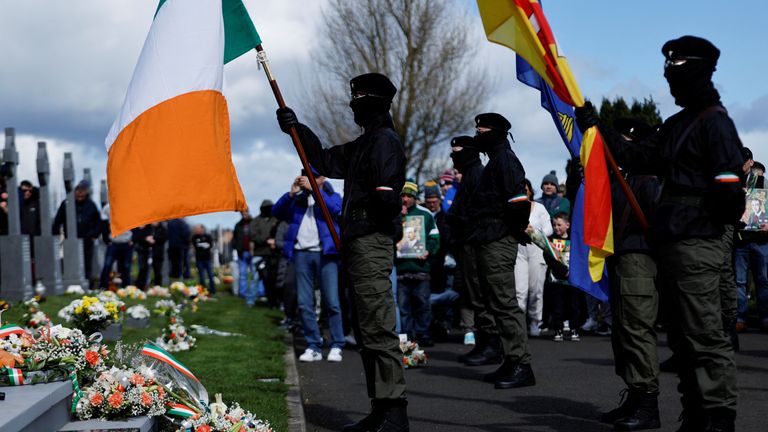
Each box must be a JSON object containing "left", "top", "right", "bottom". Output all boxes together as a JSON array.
[{"left": 598, "top": 96, "right": 663, "bottom": 128}]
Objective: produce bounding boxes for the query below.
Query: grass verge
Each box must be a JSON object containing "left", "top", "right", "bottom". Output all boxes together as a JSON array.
[{"left": 2, "top": 289, "right": 289, "bottom": 431}]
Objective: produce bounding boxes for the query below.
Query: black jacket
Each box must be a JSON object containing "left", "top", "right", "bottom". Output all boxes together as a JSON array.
[
  {"left": 446, "top": 158, "right": 483, "bottom": 247},
  {"left": 611, "top": 174, "right": 661, "bottom": 255},
  {"left": 192, "top": 233, "right": 214, "bottom": 262},
  {"left": 20, "top": 187, "right": 41, "bottom": 236},
  {"left": 465, "top": 140, "right": 530, "bottom": 244},
  {"left": 605, "top": 104, "right": 745, "bottom": 242},
  {"left": 295, "top": 113, "right": 406, "bottom": 241},
  {"left": 51, "top": 198, "right": 101, "bottom": 239}
]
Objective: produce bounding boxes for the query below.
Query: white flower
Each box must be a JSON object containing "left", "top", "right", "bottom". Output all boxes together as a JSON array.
[
  {"left": 126, "top": 305, "right": 150, "bottom": 320},
  {"left": 66, "top": 285, "right": 85, "bottom": 295}
]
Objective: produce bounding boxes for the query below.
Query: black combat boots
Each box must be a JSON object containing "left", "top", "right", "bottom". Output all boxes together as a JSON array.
[
  {"left": 493, "top": 362, "right": 536, "bottom": 389},
  {"left": 343, "top": 399, "right": 410, "bottom": 432},
  {"left": 613, "top": 391, "right": 661, "bottom": 431},
  {"left": 462, "top": 334, "right": 503, "bottom": 366}
]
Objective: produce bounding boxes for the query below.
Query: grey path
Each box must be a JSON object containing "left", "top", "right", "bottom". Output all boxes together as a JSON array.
[{"left": 295, "top": 332, "right": 768, "bottom": 432}]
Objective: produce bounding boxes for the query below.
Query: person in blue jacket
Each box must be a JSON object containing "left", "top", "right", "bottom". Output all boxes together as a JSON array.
[{"left": 273, "top": 171, "right": 345, "bottom": 363}]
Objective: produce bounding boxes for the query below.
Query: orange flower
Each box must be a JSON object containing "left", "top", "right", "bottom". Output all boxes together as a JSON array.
[
  {"left": 130, "top": 374, "right": 145, "bottom": 386},
  {"left": 195, "top": 426, "right": 211, "bottom": 432},
  {"left": 90, "top": 393, "right": 104, "bottom": 406},
  {"left": 141, "top": 392, "right": 152, "bottom": 406},
  {"left": 61, "top": 339, "right": 71, "bottom": 345},
  {"left": 157, "top": 387, "right": 165, "bottom": 398},
  {"left": 169, "top": 333, "right": 177, "bottom": 340},
  {"left": 117, "top": 385, "right": 126, "bottom": 392},
  {"left": 85, "top": 350, "right": 100, "bottom": 366},
  {"left": 107, "top": 392, "right": 123, "bottom": 408}
]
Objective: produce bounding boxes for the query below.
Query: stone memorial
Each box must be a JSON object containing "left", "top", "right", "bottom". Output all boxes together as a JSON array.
[
  {"left": 60, "top": 152, "right": 88, "bottom": 290},
  {"left": 34, "top": 141, "right": 64, "bottom": 295},
  {"left": 0, "top": 127, "right": 34, "bottom": 301}
]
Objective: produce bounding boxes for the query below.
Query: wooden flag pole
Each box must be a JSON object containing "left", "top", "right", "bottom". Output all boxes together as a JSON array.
[
  {"left": 254, "top": 44, "right": 342, "bottom": 251},
  {"left": 601, "top": 138, "right": 650, "bottom": 233}
]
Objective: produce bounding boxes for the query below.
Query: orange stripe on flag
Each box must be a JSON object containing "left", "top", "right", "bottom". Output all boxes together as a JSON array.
[{"left": 107, "top": 90, "right": 246, "bottom": 235}]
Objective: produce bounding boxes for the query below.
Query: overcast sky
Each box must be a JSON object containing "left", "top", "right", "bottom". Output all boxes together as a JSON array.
[{"left": 2, "top": 0, "right": 766, "bottom": 229}]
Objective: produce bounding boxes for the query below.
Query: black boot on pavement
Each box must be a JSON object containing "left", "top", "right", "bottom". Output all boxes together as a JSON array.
[
  {"left": 464, "top": 335, "right": 503, "bottom": 366},
  {"left": 703, "top": 408, "right": 736, "bottom": 432},
  {"left": 458, "top": 332, "right": 487, "bottom": 363},
  {"left": 483, "top": 357, "right": 515, "bottom": 383},
  {"left": 372, "top": 399, "right": 410, "bottom": 432},
  {"left": 613, "top": 391, "right": 661, "bottom": 431},
  {"left": 675, "top": 408, "right": 706, "bottom": 432},
  {"left": 494, "top": 362, "right": 536, "bottom": 389},
  {"left": 343, "top": 400, "right": 384, "bottom": 432},
  {"left": 600, "top": 389, "right": 636, "bottom": 424}
]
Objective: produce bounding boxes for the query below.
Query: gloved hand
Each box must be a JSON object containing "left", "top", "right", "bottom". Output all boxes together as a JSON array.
[
  {"left": 575, "top": 101, "right": 599, "bottom": 133},
  {"left": 276, "top": 107, "right": 299, "bottom": 134}
]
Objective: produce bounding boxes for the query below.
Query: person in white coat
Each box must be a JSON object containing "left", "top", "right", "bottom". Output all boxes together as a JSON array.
[{"left": 514, "top": 179, "right": 552, "bottom": 336}]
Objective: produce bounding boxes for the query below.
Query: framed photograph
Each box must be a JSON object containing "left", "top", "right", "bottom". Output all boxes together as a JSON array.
[
  {"left": 397, "top": 215, "right": 426, "bottom": 259},
  {"left": 742, "top": 188, "right": 768, "bottom": 231}
]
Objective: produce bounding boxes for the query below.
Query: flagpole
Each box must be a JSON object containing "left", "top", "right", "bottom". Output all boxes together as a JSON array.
[
  {"left": 601, "top": 137, "right": 650, "bottom": 233},
  {"left": 253, "top": 44, "right": 342, "bottom": 252}
]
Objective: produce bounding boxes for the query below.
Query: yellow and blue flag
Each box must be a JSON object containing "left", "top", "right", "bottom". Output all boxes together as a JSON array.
[{"left": 477, "top": 0, "right": 613, "bottom": 296}]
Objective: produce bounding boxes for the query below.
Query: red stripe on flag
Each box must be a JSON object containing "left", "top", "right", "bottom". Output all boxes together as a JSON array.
[{"left": 582, "top": 131, "right": 613, "bottom": 251}]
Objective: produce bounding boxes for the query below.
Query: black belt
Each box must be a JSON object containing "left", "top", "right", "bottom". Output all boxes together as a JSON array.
[
  {"left": 348, "top": 208, "right": 369, "bottom": 222},
  {"left": 661, "top": 194, "right": 703, "bottom": 207}
]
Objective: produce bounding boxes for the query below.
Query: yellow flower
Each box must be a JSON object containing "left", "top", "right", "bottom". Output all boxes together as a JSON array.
[{"left": 75, "top": 306, "right": 84, "bottom": 314}]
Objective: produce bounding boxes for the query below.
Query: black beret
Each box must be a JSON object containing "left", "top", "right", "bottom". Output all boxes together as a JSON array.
[
  {"left": 450, "top": 135, "right": 475, "bottom": 148},
  {"left": 350, "top": 73, "right": 397, "bottom": 100},
  {"left": 742, "top": 147, "right": 753, "bottom": 161},
  {"left": 613, "top": 118, "right": 656, "bottom": 142},
  {"left": 662, "top": 36, "right": 720, "bottom": 66},
  {"left": 475, "top": 113, "right": 511, "bottom": 132}
]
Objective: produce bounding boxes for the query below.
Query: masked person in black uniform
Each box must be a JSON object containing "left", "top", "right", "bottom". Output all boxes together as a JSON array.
[
  {"left": 600, "top": 118, "right": 663, "bottom": 431},
  {"left": 465, "top": 113, "right": 535, "bottom": 389},
  {"left": 577, "top": 36, "right": 743, "bottom": 432},
  {"left": 448, "top": 136, "right": 501, "bottom": 366},
  {"left": 276, "top": 73, "right": 408, "bottom": 432}
]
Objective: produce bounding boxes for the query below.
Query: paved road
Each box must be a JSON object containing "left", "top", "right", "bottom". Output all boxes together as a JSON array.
[{"left": 295, "top": 331, "right": 768, "bottom": 431}]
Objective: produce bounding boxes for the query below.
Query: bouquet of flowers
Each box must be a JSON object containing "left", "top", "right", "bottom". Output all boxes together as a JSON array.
[
  {"left": 1, "top": 324, "right": 109, "bottom": 386},
  {"left": 21, "top": 297, "right": 52, "bottom": 330},
  {"left": 147, "top": 286, "right": 171, "bottom": 298},
  {"left": 74, "top": 365, "right": 169, "bottom": 421},
  {"left": 155, "top": 316, "right": 196, "bottom": 352},
  {"left": 154, "top": 300, "right": 180, "bottom": 317},
  {"left": 66, "top": 285, "right": 86, "bottom": 295},
  {"left": 58, "top": 295, "right": 124, "bottom": 335},
  {"left": 126, "top": 305, "right": 151, "bottom": 320},
  {"left": 400, "top": 340, "right": 427, "bottom": 368},
  {"left": 117, "top": 286, "right": 147, "bottom": 300},
  {"left": 177, "top": 394, "right": 273, "bottom": 432},
  {"left": 170, "top": 282, "right": 210, "bottom": 301}
]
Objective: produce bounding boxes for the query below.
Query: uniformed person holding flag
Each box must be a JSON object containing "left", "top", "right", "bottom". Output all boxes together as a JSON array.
[
  {"left": 577, "top": 36, "right": 743, "bottom": 432},
  {"left": 277, "top": 73, "right": 408, "bottom": 432}
]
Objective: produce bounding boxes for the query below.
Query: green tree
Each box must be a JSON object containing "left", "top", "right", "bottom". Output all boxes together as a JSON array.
[{"left": 598, "top": 96, "right": 662, "bottom": 128}]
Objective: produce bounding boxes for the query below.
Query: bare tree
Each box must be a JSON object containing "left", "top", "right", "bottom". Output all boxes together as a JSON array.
[{"left": 302, "top": 0, "right": 490, "bottom": 180}]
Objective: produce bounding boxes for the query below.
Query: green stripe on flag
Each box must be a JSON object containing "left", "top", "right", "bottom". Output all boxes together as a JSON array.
[
  {"left": 155, "top": 0, "right": 261, "bottom": 63},
  {"left": 222, "top": 0, "right": 262, "bottom": 63}
]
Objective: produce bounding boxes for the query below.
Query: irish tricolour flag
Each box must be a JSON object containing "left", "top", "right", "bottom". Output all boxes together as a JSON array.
[{"left": 105, "top": 0, "right": 261, "bottom": 235}]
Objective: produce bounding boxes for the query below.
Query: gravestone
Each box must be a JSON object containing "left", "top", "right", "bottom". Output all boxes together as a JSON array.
[
  {"left": 34, "top": 141, "right": 64, "bottom": 295},
  {"left": 60, "top": 152, "right": 87, "bottom": 290},
  {"left": 0, "top": 127, "right": 34, "bottom": 301}
]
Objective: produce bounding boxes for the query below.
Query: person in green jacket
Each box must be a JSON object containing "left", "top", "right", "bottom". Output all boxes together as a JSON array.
[{"left": 396, "top": 180, "right": 440, "bottom": 346}]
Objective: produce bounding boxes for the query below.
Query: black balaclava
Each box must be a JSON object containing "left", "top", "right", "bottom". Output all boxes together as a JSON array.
[
  {"left": 473, "top": 113, "right": 512, "bottom": 154},
  {"left": 451, "top": 147, "right": 481, "bottom": 172},
  {"left": 473, "top": 129, "right": 507, "bottom": 153},
  {"left": 664, "top": 61, "right": 719, "bottom": 108},
  {"left": 348, "top": 72, "right": 397, "bottom": 128},
  {"left": 349, "top": 96, "right": 391, "bottom": 128},
  {"left": 662, "top": 36, "right": 721, "bottom": 108}
]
